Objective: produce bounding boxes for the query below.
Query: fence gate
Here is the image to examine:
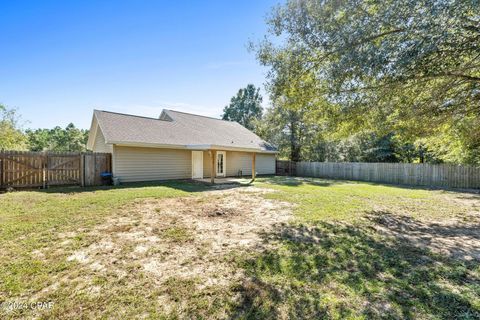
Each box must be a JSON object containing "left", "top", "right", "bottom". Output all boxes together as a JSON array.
[
  {"left": 0, "top": 151, "right": 112, "bottom": 189},
  {"left": 0, "top": 151, "right": 45, "bottom": 188},
  {"left": 47, "top": 153, "right": 81, "bottom": 186}
]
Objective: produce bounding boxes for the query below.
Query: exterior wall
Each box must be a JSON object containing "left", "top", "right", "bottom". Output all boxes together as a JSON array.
[
  {"left": 226, "top": 151, "right": 252, "bottom": 176},
  {"left": 112, "top": 147, "right": 275, "bottom": 182},
  {"left": 113, "top": 146, "right": 191, "bottom": 182},
  {"left": 255, "top": 153, "right": 276, "bottom": 175},
  {"left": 92, "top": 126, "right": 113, "bottom": 153},
  {"left": 202, "top": 151, "right": 276, "bottom": 178},
  {"left": 203, "top": 151, "right": 212, "bottom": 178}
]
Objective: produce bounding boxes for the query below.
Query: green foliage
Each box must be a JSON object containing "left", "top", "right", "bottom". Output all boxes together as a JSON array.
[
  {"left": 0, "top": 104, "right": 88, "bottom": 152},
  {"left": 222, "top": 84, "right": 263, "bottom": 131},
  {"left": 26, "top": 123, "right": 89, "bottom": 152},
  {"left": 0, "top": 104, "right": 27, "bottom": 150},
  {"left": 257, "top": 103, "right": 434, "bottom": 162},
  {"left": 254, "top": 0, "right": 480, "bottom": 164}
]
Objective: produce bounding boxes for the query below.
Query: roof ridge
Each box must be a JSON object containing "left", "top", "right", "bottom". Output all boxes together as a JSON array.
[
  {"left": 165, "top": 109, "right": 230, "bottom": 122},
  {"left": 95, "top": 109, "right": 165, "bottom": 121}
]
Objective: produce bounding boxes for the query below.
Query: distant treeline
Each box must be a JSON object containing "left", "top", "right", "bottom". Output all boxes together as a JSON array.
[{"left": 0, "top": 104, "right": 88, "bottom": 152}]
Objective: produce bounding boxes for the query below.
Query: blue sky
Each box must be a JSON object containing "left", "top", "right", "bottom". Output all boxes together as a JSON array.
[{"left": 0, "top": 0, "right": 278, "bottom": 129}]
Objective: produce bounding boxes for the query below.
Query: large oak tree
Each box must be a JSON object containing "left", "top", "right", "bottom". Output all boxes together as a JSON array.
[{"left": 255, "top": 0, "right": 480, "bottom": 163}]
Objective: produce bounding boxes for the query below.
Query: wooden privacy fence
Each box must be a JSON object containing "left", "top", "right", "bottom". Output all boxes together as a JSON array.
[
  {"left": 277, "top": 161, "right": 480, "bottom": 189},
  {"left": 0, "top": 151, "right": 112, "bottom": 188},
  {"left": 276, "top": 160, "right": 297, "bottom": 176}
]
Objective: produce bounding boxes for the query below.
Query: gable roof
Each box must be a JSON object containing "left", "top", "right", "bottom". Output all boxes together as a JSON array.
[{"left": 87, "top": 109, "right": 277, "bottom": 153}]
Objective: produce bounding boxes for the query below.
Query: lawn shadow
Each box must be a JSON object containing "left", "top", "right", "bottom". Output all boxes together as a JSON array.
[
  {"left": 34, "top": 179, "right": 247, "bottom": 194},
  {"left": 232, "top": 220, "right": 480, "bottom": 319},
  {"left": 258, "top": 176, "right": 342, "bottom": 187},
  {"left": 368, "top": 210, "right": 480, "bottom": 261},
  {"left": 262, "top": 175, "right": 480, "bottom": 195}
]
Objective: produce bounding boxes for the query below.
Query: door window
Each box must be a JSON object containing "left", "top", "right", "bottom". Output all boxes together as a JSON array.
[{"left": 216, "top": 151, "right": 225, "bottom": 176}]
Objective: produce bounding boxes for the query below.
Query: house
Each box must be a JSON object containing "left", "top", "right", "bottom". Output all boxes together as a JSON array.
[{"left": 86, "top": 109, "right": 277, "bottom": 183}]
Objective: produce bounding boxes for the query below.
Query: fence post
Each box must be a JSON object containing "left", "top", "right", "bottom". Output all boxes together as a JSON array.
[
  {"left": 80, "top": 153, "right": 85, "bottom": 187},
  {"left": 42, "top": 152, "right": 47, "bottom": 189},
  {"left": 0, "top": 157, "right": 3, "bottom": 188}
]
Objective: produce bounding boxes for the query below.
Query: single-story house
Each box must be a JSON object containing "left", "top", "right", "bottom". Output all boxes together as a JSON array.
[{"left": 86, "top": 109, "right": 277, "bottom": 183}]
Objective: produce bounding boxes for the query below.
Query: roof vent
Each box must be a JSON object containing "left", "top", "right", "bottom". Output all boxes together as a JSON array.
[{"left": 159, "top": 110, "right": 173, "bottom": 121}]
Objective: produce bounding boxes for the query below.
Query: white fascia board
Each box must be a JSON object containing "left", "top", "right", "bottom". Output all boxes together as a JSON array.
[
  {"left": 110, "top": 141, "right": 188, "bottom": 150},
  {"left": 187, "top": 144, "right": 278, "bottom": 154},
  {"left": 109, "top": 141, "right": 278, "bottom": 154}
]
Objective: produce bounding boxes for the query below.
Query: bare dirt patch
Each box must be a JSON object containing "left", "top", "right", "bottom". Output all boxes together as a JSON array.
[{"left": 64, "top": 186, "right": 292, "bottom": 291}]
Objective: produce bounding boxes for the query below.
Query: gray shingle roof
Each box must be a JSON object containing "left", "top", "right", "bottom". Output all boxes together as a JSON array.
[{"left": 93, "top": 109, "right": 277, "bottom": 152}]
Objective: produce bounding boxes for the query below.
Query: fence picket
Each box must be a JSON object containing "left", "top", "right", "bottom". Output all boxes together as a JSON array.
[
  {"left": 0, "top": 151, "right": 112, "bottom": 189},
  {"left": 276, "top": 160, "right": 480, "bottom": 189}
]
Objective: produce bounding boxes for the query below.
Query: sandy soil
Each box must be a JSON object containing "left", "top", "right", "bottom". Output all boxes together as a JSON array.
[{"left": 65, "top": 186, "right": 292, "bottom": 289}]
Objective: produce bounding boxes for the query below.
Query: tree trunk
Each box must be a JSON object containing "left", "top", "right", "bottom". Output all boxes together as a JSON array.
[{"left": 289, "top": 113, "right": 301, "bottom": 162}]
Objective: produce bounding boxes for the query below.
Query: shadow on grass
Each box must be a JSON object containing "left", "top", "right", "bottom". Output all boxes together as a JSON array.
[
  {"left": 258, "top": 176, "right": 342, "bottom": 187},
  {"left": 368, "top": 210, "right": 480, "bottom": 261},
  {"left": 35, "top": 179, "right": 247, "bottom": 194},
  {"left": 233, "top": 221, "right": 480, "bottom": 319},
  {"left": 260, "top": 175, "right": 480, "bottom": 195}
]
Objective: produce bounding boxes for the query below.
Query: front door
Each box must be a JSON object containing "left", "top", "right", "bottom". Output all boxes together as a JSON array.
[
  {"left": 192, "top": 151, "right": 203, "bottom": 179},
  {"left": 216, "top": 151, "right": 226, "bottom": 177}
]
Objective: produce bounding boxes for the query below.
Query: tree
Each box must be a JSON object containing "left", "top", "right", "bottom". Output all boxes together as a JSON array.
[
  {"left": 0, "top": 104, "right": 27, "bottom": 150},
  {"left": 255, "top": 102, "right": 305, "bottom": 161},
  {"left": 26, "top": 123, "right": 89, "bottom": 152},
  {"left": 254, "top": 0, "right": 480, "bottom": 164},
  {"left": 222, "top": 84, "right": 263, "bottom": 131}
]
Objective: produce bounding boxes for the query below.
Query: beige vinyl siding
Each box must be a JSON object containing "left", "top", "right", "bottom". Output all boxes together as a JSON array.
[
  {"left": 202, "top": 151, "right": 275, "bottom": 178},
  {"left": 226, "top": 151, "right": 252, "bottom": 176},
  {"left": 255, "top": 154, "right": 276, "bottom": 174},
  {"left": 203, "top": 151, "right": 212, "bottom": 178},
  {"left": 92, "top": 126, "right": 113, "bottom": 153},
  {"left": 113, "top": 146, "right": 191, "bottom": 182}
]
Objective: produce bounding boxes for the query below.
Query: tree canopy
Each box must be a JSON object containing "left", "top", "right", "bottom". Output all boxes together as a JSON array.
[
  {"left": 222, "top": 84, "right": 264, "bottom": 131},
  {"left": 26, "top": 123, "right": 89, "bottom": 152},
  {"left": 253, "top": 0, "right": 480, "bottom": 164},
  {"left": 0, "top": 104, "right": 27, "bottom": 150},
  {"left": 0, "top": 103, "right": 88, "bottom": 152}
]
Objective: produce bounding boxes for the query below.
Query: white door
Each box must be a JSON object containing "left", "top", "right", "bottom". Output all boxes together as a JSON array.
[
  {"left": 191, "top": 151, "right": 203, "bottom": 179},
  {"left": 216, "top": 151, "right": 226, "bottom": 177}
]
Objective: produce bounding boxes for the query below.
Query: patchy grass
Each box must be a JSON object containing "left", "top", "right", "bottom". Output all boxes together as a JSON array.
[
  {"left": 0, "top": 181, "right": 208, "bottom": 318},
  {"left": 162, "top": 226, "right": 194, "bottom": 243},
  {"left": 232, "top": 177, "right": 480, "bottom": 319},
  {"left": 255, "top": 176, "right": 474, "bottom": 222},
  {"left": 236, "top": 222, "right": 480, "bottom": 319},
  {"left": 1, "top": 177, "right": 480, "bottom": 319}
]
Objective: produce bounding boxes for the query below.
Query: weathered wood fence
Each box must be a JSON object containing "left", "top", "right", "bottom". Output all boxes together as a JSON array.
[
  {"left": 276, "top": 160, "right": 297, "bottom": 176},
  {"left": 0, "top": 151, "right": 112, "bottom": 188},
  {"left": 276, "top": 161, "right": 480, "bottom": 189}
]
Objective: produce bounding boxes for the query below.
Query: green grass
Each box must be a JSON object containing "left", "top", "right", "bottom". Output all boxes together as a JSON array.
[
  {"left": 1, "top": 177, "right": 479, "bottom": 319},
  {"left": 0, "top": 180, "right": 208, "bottom": 318},
  {"left": 232, "top": 177, "right": 480, "bottom": 319},
  {"left": 162, "top": 226, "right": 194, "bottom": 243},
  {"left": 255, "top": 176, "right": 470, "bottom": 222},
  {"left": 236, "top": 222, "right": 480, "bottom": 319}
]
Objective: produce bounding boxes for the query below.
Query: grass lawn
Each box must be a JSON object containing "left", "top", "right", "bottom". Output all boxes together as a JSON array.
[{"left": 1, "top": 177, "right": 479, "bottom": 319}]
